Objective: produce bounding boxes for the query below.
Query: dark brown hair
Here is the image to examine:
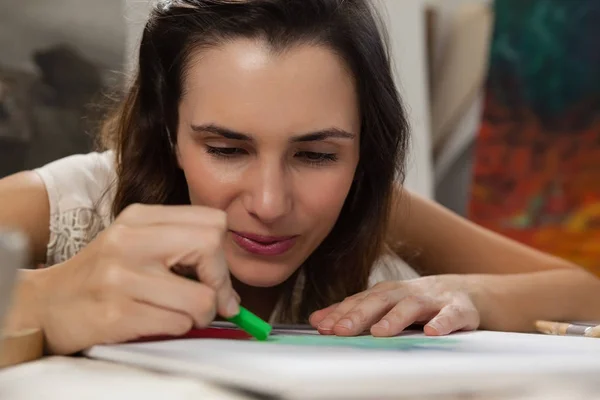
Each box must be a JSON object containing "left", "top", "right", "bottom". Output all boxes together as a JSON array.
[{"left": 101, "top": 0, "right": 409, "bottom": 322}]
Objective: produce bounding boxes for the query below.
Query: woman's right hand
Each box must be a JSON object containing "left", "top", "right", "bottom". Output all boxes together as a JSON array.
[{"left": 30, "top": 204, "right": 239, "bottom": 355}]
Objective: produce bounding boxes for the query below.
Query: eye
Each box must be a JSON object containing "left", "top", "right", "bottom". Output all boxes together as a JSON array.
[
  {"left": 205, "top": 145, "right": 247, "bottom": 159},
  {"left": 295, "top": 151, "right": 338, "bottom": 166}
]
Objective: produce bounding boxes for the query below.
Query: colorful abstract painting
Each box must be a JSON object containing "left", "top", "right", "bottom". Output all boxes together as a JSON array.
[{"left": 469, "top": 0, "right": 600, "bottom": 274}]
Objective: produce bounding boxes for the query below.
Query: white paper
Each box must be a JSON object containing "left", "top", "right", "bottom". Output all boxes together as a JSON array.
[
  {"left": 85, "top": 331, "right": 600, "bottom": 399},
  {"left": 0, "top": 356, "right": 244, "bottom": 400}
]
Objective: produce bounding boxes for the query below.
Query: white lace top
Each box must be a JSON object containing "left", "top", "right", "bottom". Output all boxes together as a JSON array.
[
  {"left": 34, "top": 151, "right": 419, "bottom": 322},
  {"left": 35, "top": 151, "right": 117, "bottom": 266}
]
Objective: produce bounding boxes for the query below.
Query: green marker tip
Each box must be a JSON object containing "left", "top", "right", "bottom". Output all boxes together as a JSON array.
[{"left": 226, "top": 306, "right": 272, "bottom": 341}]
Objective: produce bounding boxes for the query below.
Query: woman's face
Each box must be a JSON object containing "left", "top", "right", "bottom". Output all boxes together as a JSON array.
[{"left": 176, "top": 39, "right": 360, "bottom": 288}]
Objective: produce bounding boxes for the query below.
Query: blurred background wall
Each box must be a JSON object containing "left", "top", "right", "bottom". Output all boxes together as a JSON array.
[
  {"left": 0, "top": 0, "right": 125, "bottom": 176},
  {"left": 0, "top": 0, "right": 491, "bottom": 211}
]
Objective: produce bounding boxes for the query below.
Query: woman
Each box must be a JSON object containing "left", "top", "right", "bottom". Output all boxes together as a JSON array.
[{"left": 3, "top": 0, "right": 600, "bottom": 355}]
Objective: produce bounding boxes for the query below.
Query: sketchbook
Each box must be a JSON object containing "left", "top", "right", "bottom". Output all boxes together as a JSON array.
[{"left": 85, "top": 327, "right": 600, "bottom": 399}]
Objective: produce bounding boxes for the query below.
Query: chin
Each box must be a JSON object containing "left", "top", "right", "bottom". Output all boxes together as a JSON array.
[{"left": 229, "top": 261, "right": 297, "bottom": 288}]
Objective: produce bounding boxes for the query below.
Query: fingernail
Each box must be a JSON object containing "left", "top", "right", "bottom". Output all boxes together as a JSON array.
[
  {"left": 318, "top": 318, "right": 335, "bottom": 331},
  {"left": 373, "top": 320, "right": 389, "bottom": 331},
  {"left": 226, "top": 298, "right": 240, "bottom": 316},
  {"left": 336, "top": 319, "right": 353, "bottom": 330},
  {"left": 427, "top": 321, "right": 443, "bottom": 334}
]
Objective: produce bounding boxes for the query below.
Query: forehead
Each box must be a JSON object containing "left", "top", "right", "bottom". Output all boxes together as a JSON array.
[{"left": 179, "top": 39, "right": 360, "bottom": 137}]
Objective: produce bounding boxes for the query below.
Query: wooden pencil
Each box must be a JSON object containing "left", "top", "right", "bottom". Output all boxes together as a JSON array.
[{"left": 535, "top": 320, "right": 600, "bottom": 338}]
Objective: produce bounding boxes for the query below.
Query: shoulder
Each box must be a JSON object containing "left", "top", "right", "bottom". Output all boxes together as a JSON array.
[
  {"left": 34, "top": 151, "right": 117, "bottom": 265},
  {"left": 35, "top": 151, "right": 116, "bottom": 207}
]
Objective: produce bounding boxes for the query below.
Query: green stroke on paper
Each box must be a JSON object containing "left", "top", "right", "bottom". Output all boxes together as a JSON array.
[{"left": 264, "top": 334, "right": 459, "bottom": 351}]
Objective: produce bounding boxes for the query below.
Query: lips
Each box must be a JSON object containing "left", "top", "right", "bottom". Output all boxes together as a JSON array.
[{"left": 230, "top": 231, "right": 297, "bottom": 256}]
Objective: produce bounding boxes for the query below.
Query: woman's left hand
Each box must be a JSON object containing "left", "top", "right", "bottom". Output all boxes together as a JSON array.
[{"left": 309, "top": 276, "right": 480, "bottom": 337}]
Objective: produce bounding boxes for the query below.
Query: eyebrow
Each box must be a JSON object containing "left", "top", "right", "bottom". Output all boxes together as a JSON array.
[{"left": 190, "top": 123, "right": 355, "bottom": 142}]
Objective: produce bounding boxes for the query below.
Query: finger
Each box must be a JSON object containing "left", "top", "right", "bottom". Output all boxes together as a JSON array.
[
  {"left": 371, "top": 295, "right": 440, "bottom": 337},
  {"left": 316, "top": 294, "right": 368, "bottom": 334},
  {"left": 124, "top": 267, "right": 219, "bottom": 327},
  {"left": 117, "top": 204, "right": 227, "bottom": 229},
  {"left": 309, "top": 303, "right": 339, "bottom": 327},
  {"left": 104, "top": 224, "right": 239, "bottom": 318},
  {"left": 102, "top": 301, "right": 194, "bottom": 345},
  {"left": 171, "top": 265, "right": 242, "bottom": 306},
  {"left": 330, "top": 291, "right": 399, "bottom": 336},
  {"left": 104, "top": 224, "right": 224, "bottom": 264},
  {"left": 193, "top": 246, "right": 239, "bottom": 318},
  {"left": 233, "top": 289, "right": 241, "bottom": 304},
  {"left": 424, "top": 303, "right": 480, "bottom": 336}
]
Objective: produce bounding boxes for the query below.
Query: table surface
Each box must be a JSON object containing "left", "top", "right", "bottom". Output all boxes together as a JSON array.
[{"left": 2, "top": 356, "right": 600, "bottom": 400}]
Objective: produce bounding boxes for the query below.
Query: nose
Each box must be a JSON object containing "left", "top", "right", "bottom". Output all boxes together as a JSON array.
[{"left": 243, "top": 158, "right": 293, "bottom": 224}]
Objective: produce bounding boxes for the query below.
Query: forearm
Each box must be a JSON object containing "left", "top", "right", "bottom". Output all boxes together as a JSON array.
[{"left": 465, "top": 267, "right": 600, "bottom": 332}]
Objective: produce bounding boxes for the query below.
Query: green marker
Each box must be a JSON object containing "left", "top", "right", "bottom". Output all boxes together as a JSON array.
[{"left": 227, "top": 306, "right": 272, "bottom": 341}]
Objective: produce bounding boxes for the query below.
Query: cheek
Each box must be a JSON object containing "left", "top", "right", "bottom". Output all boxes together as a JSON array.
[
  {"left": 297, "top": 168, "right": 355, "bottom": 229},
  {"left": 177, "top": 143, "right": 243, "bottom": 209}
]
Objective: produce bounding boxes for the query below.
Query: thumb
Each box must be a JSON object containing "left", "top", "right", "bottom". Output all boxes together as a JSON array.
[
  {"left": 194, "top": 248, "right": 239, "bottom": 318},
  {"left": 424, "top": 304, "right": 479, "bottom": 336},
  {"left": 172, "top": 246, "right": 239, "bottom": 319}
]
